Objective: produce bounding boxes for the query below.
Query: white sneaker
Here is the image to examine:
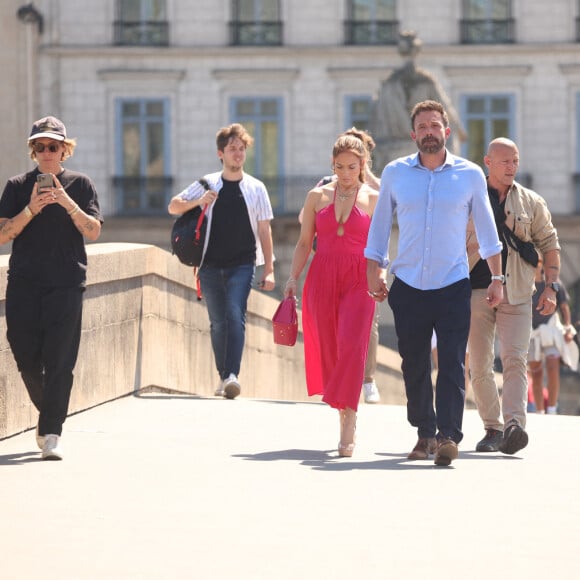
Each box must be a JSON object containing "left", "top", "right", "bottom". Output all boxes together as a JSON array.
[
  {"left": 215, "top": 381, "right": 226, "bottom": 397},
  {"left": 223, "top": 374, "right": 241, "bottom": 400},
  {"left": 363, "top": 381, "right": 380, "bottom": 404},
  {"left": 42, "top": 434, "right": 63, "bottom": 461},
  {"left": 36, "top": 423, "right": 44, "bottom": 450},
  {"left": 546, "top": 406, "right": 557, "bottom": 415}
]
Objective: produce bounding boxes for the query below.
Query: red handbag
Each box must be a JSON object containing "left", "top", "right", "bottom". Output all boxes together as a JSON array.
[{"left": 272, "top": 297, "right": 298, "bottom": 346}]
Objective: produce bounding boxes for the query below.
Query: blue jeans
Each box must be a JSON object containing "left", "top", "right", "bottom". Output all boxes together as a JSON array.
[{"left": 198, "top": 263, "right": 255, "bottom": 380}]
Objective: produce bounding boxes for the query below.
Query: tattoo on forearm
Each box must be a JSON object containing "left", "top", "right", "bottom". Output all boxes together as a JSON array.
[
  {"left": 0, "top": 219, "right": 19, "bottom": 240},
  {"left": 82, "top": 220, "right": 96, "bottom": 233},
  {"left": 75, "top": 216, "right": 97, "bottom": 235}
]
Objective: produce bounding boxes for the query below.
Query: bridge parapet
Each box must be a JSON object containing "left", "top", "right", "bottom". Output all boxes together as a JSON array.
[{"left": 0, "top": 243, "right": 406, "bottom": 440}]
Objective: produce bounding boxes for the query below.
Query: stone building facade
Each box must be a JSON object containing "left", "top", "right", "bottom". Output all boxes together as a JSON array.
[{"left": 2, "top": 0, "right": 580, "bottom": 323}]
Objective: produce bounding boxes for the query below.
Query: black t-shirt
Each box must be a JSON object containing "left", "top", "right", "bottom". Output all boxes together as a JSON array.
[
  {"left": 470, "top": 185, "right": 508, "bottom": 289},
  {"left": 203, "top": 178, "right": 256, "bottom": 268},
  {"left": 0, "top": 168, "right": 103, "bottom": 287}
]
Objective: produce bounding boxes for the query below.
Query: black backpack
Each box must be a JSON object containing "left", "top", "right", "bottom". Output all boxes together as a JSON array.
[{"left": 171, "top": 179, "right": 210, "bottom": 267}]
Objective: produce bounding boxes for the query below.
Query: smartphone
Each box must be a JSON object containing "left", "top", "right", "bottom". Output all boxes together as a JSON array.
[{"left": 37, "top": 173, "right": 54, "bottom": 192}]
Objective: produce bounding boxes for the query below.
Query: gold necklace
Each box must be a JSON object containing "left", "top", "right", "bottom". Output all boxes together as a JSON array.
[
  {"left": 335, "top": 183, "right": 359, "bottom": 236},
  {"left": 336, "top": 183, "right": 358, "bottom": 201}
]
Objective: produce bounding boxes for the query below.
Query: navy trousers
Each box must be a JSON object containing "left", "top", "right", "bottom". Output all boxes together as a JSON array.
[{"left": 388, "top": 277, "right": 471, "bottom": 443}]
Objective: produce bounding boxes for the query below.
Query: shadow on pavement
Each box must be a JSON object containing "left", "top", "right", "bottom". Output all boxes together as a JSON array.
[
  {"left": 233, "top": 447, "right": 524, "bottom": 471},
  {"left": 0, "top": 451, "right": 42, "bottom": 466}
]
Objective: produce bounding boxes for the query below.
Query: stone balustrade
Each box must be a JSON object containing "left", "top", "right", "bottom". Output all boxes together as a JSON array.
[{"left": 0, "top": 243, "right": 406, "bottom": 440}]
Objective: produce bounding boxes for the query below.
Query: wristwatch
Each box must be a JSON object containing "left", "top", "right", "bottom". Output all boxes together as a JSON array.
[
  {"left": 548, "top": 282, "right": 561, "bottom": 293},
  {"left": 491, "top": 275, "right": 505, "bottom": 284}
]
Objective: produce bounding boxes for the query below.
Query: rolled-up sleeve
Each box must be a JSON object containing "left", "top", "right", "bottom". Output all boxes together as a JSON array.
[
  {"left": 178, "top": 181, "right": 205, "bottom": 202},
  {"left": 532, "top": 196, "right": 560, "bottom": 255}
]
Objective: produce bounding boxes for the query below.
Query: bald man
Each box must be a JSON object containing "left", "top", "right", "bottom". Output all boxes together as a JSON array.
[{"left": 466, "top": 138, "right": 560, "bottom": 455}]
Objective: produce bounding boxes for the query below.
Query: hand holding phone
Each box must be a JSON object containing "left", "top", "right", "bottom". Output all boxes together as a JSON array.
[
  {"left": 37, "top": 173, "right": 54, "bottom": 192},
  {"left": 30, "top": 173, "right": 56, "bottom": 215}
]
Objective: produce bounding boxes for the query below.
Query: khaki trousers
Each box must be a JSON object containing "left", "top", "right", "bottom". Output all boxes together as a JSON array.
[{"left": 468, "top": 289, "right": 531, "bottom": 431}]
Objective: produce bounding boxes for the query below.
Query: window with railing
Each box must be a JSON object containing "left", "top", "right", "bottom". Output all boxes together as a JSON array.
[
  {"left": 460, "top": 0, "right": 514, "bottom": 44},
  {"left": 231, "top": 97, "right": 285, "bottom": 211},
  {"left": 345, "top": 0, "right": 398, "bottom": 45},
  {"left": 114, "top": 0, "right": 168, "bottom": 46},
  {"left": 230, "top": 0, "right": 282, "bottom": 46},
  {"left": 114, "top": 99, "right": 172, "bottom": 214},
  {"left": 460, "top": 94, "right": 515, "bottom": 168}
]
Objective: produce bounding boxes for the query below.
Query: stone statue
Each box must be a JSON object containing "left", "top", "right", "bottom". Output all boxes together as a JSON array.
[{"left": 371, "top": 31, "right": 466, "bottom": 169}]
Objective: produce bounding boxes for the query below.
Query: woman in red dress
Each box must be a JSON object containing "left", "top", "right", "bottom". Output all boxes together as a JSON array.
[{"left": 284, "top": 133, "right": 378, "bottom": 457}]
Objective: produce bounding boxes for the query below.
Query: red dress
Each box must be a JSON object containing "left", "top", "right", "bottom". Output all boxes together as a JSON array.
[{"left": 302, "top": 192, "right": 375, "bottom": 411}]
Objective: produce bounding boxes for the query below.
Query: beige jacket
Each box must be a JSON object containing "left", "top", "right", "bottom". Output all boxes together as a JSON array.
[{"left": 467, "top": 181, "right": 560, "bottom": 305}]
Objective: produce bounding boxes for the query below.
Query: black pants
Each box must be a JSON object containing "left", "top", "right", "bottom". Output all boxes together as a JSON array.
[
  {"left": 6, "top": 277, "right": 83, "bottom": 436},
  {"left": 388, "top": 277, "right": 471, "bottom": 443}
]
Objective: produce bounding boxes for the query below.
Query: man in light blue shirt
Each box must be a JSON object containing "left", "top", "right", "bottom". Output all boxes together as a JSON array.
[{"left": 365, "top": 100, "right": 503, "bottom": 466}]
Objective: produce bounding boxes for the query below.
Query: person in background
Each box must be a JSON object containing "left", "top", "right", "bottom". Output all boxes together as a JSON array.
[
  {"left": 366, "top": 100, "right": 503, "bottom": 467},
  {"left": 0, "top": 116, "right": 103, "bottom": 460},
  {"left": 168, "top": 123, "right": 275, "bottom": 399},
  {"left": 528, "top": 257, "right": 577, "bottom": 414},
  {"left": 467, "top": 138, "right": 560, "bottom": 454},
  {"left": 285, "top": 133, "right": 379, "bottom": 457},
  {"left": 362, "top": 309, "right": 382, "bottom": 404}
]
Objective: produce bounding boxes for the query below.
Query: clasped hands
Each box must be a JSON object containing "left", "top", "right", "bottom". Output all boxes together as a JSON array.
[{"left": 367, "top": 279, "right": 388, "bottom": 302}]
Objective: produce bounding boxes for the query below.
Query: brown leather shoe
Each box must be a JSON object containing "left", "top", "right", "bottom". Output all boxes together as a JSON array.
[
  {"left": 407, "top": 437, "right": 437, "bottom": 460},
  {"left": 434, "top": 438, "right": 459, "bottom": 466}
]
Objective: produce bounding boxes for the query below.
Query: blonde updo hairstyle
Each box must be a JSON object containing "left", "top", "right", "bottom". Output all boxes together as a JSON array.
[{"left": 343, "top": 127, "right": 376, "bottom": 166}]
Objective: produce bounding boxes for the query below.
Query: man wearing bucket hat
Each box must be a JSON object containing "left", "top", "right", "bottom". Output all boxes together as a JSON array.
[{"left": 0, "top": 116, "right": 103, "bottom": 460}]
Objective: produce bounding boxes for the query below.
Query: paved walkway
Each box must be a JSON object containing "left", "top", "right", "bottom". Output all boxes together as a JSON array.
[{"left": 1, "top": 394, "right": 579, "bottom": 580}]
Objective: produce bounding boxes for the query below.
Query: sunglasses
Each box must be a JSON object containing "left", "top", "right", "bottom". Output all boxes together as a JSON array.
[{"left": 31, "top": 142, "right": 61, "bottom": 153}]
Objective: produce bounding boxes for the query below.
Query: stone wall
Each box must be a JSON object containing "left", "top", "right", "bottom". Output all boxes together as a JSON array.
[{"left": 0, "top": 243, "right": 407, "bottom": 440}]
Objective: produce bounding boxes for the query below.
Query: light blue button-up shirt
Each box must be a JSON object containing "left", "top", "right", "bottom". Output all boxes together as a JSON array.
[{"left": 364, "top": 151, "right": 502, "bottom": 290}]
